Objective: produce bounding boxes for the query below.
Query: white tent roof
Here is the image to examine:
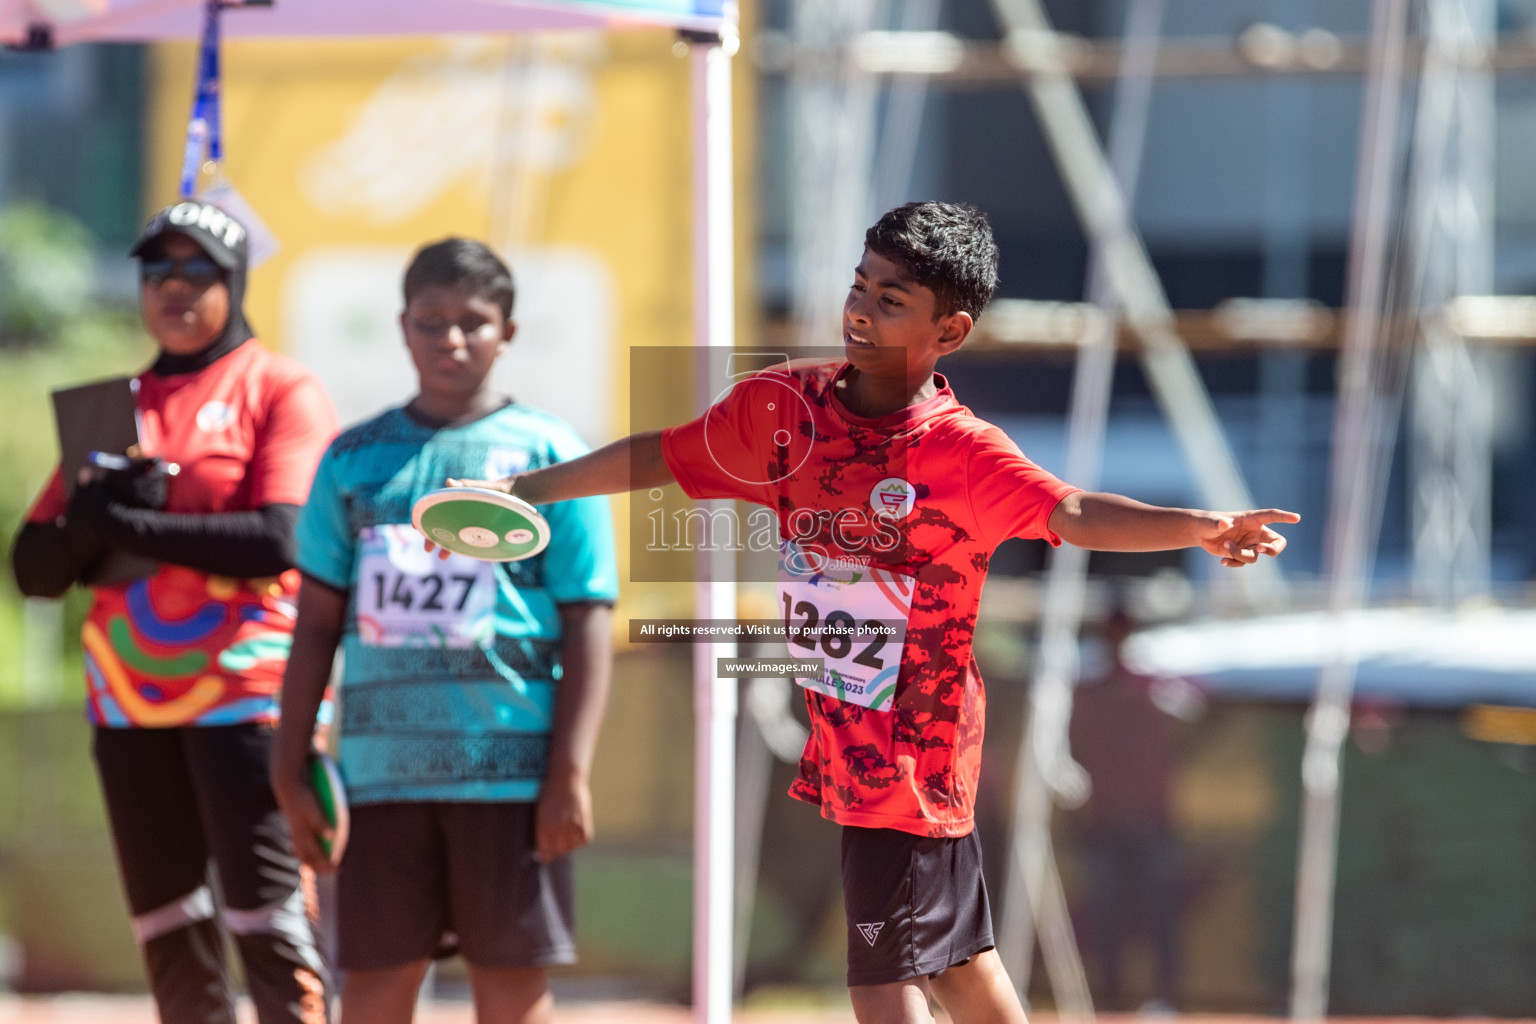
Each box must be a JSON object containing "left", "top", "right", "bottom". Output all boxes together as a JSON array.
[
  {"left": 1124, "top": 606, "right": 1536, "bottom": 707},
  {"left": 2, "top": 0, "right": 730, "bottom": 47}
]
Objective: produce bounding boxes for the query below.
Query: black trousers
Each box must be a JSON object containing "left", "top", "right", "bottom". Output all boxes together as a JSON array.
[{"left": 93, "top": 724, "right": 333, "bottom": 1024}]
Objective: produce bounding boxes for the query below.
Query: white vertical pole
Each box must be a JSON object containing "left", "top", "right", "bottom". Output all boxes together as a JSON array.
[
  {"left": 689, "top": 25, "right": 738, "bottom": 1024},
  {"left": 1408, "top": 0, "right": 1495, "bottom": 604},
  {"left": 1000, "top": 2, "right": 1160, "bottom": 1011},
  {"left": 1289, "top": 0, "right": 1408, "bottom": 1018}
]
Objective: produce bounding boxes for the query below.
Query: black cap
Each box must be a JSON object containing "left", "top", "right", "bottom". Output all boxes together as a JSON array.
[{"left": 130, "top": 200, "right": 249, "bottom": 272}]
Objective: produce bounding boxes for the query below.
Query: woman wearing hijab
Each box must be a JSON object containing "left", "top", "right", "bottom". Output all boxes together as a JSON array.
[{"left": 11, "top": 201, "right": 336, "bottom": 1024}]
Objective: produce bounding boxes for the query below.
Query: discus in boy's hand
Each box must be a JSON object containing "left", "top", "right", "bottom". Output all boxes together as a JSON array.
[
  {"left": 307, "top": 750, "right": 349, "bottom": 865},
  {"left": 411, "top": 486, "right": 550, "bottom": 562}
]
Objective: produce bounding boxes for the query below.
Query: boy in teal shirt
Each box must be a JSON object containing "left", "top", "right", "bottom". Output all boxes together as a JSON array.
[{"left": 272, "top": 238, "right": 616, "bottom": 1024}]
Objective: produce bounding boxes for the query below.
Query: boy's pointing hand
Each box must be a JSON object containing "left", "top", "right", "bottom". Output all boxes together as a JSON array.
[{"left": 1197, "top": 508, "right": 1301, "bottom": 567}]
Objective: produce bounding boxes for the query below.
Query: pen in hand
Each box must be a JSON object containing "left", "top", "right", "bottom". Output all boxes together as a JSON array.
[{"left": 87, "top": 451, "right": 180, "bottom": 476}]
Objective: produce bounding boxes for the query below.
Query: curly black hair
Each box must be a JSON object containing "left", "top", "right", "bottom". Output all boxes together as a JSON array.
[
  {"left": 864, "top": 202, "right": 1000, "bottom": 320},
  {"left": 403, "top": 238, "right": 516, "bottom": 319}
]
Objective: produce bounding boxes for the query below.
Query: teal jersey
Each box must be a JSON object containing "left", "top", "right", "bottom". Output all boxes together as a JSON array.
[{"left": 295, "top": 403, "right": 618, "bottom": 805}]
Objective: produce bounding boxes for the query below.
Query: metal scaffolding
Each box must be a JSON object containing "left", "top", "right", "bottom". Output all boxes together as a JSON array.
[
  {"left": 1291, "top": 0, "right": 1496, "bottom": 1017},
  {"left": 1408, "top": 0, "right": 1495, "bottom": 606},
  {"left": 765, "top": 1, "right": 1510, "bottom": 1017}
]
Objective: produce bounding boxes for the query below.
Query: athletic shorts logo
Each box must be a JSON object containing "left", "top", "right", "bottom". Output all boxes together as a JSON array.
[
  {"left": 196, "top": 401, "right": 234, "bottom": 432},
  {"left": 856, "top": 922, "right": 885, "bottom": 946},
  {"left": 869, "top": 478, "right": 915, "bottom": 519}
]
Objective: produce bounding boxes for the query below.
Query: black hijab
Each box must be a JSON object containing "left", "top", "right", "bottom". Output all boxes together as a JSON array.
[{"left": 129, "top": 200, "right": 255, "bottom": 377}]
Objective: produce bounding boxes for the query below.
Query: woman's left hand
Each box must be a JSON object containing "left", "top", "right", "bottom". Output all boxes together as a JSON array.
[{"left": 66, "top": 473, "right": 117, "bottom": 538}]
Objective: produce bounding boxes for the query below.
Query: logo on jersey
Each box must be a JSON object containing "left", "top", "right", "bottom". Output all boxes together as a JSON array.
[
  {"left": 196, "top": 401, "right": 234, "bottom": 432},
  {"left": 856, "top": 922, "right": 885, "bottom": 946},
  {"left": 869, "top": 478, "right": 915, "bottom": 519}
]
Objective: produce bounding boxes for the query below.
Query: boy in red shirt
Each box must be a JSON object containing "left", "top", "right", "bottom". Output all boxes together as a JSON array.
[{"left": 452, "top": 202, "right": 1297, "bottom": 1023}]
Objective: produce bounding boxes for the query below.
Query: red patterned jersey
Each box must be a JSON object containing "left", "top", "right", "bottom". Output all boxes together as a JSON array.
[
  {"left": 27, "top": 341, "right": 337, "bottom": 727},
  {"left": 662, "top": 359, "right": 1078, "bottom": 837}
]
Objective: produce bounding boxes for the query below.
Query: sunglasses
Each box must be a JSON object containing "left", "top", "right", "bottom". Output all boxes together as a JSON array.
[{"left": 140, "top": 256, "right": 224, "bottom": 287}]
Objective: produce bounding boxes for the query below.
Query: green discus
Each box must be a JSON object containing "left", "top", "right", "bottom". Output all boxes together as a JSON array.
[
  {"left": 307, "top": 750, "right": 350, "bottom": 864},
  {"left": 411, "top": 487, "right": 551, "bottom": 562}
]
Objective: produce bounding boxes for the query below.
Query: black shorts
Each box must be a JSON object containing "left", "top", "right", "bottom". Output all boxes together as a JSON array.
[
  {"left": 841, "top": 825, "right": 995, "bottom": 986},
  {"left": 336, "top": 801, "right": 575, "bottom": 971}
]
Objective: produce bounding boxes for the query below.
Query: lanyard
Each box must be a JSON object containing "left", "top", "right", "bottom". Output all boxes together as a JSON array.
[{"left": 179, "top": 0, "right": 223, "bottom": 197}]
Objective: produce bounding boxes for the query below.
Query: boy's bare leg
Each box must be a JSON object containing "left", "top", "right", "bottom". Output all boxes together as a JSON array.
[
  {"left": 850, "top": 979, "right": 938, "bottom": 1024},
  {"left": 928, "top": 950, "right": 1029, "bottom": 1024},
  {"left": 339, "top": 959, "right": 431, "bottom": 1024},
  {"left": 466, "top": 964, "right": 553, "bottom": 1024}
]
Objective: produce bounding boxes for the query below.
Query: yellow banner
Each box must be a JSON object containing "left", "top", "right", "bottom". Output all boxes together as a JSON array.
[{"left": 146, "top": 29, "right": 755, "bottom": 617}]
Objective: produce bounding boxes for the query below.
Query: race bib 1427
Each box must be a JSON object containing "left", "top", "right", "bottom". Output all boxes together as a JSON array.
[{"left": 356, "top": 524, "right": 496, "bottom": 649}]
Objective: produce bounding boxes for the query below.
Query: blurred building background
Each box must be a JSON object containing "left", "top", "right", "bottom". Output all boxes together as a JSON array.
[{"left": 2, "top": 0, "right": 1536, "bottom": 1015}]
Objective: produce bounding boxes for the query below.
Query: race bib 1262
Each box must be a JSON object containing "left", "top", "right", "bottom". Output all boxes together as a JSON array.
[
  {"left": 777, "top": 540, "right": 912, "bottom": 711},
  {"left": 356, "top": 524, "right": 496, "bottom": 649}
]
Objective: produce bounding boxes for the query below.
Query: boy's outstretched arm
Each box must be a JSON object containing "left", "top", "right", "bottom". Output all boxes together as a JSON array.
[
  {"left": 1048, "top": 491, "right": 1299, "bottom": 567},
  {"left": 536, "top": 601, "right": 614, "bottom": 862},
  {"left": 270, "top": 575, "right": 347, "bottom": 873},
  {"left": 450, "top": 430, "right": 672, "bottom": 503}
]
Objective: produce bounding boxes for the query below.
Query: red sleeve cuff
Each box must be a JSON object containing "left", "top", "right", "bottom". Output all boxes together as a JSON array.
[
  {"left": 25, "top": 469, "right": 67, "bottom": 524},
  {"left": 1038, "top": 486, "right": 1083, "bottom": 546}
]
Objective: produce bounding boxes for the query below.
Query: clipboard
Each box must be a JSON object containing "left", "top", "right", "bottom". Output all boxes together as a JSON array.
[{"left": 50, "top": 376, "right": 158, "bottom": 586}]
